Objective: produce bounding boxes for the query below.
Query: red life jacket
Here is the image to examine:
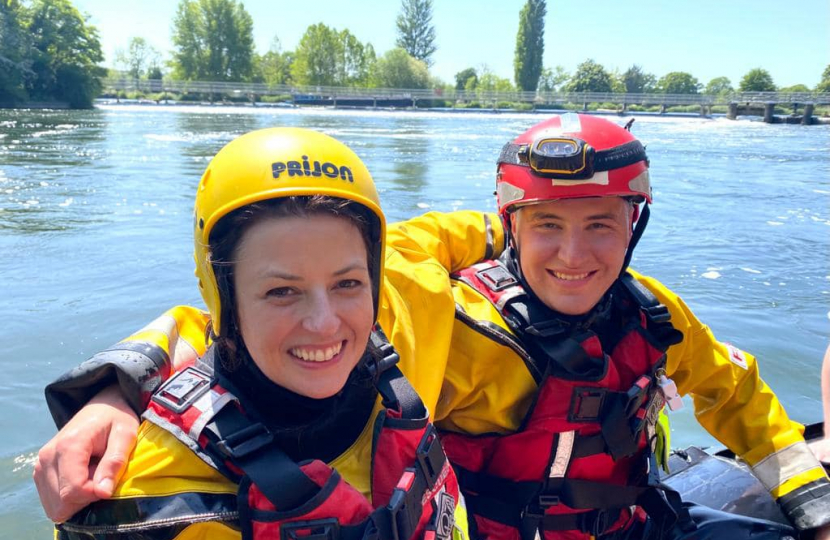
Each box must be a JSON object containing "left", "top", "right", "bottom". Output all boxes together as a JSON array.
[
  {"left": 442, "top": 260, "right": 685, "bottom": 540},
  {"left": 144, "top": 331, "right": 460, "bottom": 540}
]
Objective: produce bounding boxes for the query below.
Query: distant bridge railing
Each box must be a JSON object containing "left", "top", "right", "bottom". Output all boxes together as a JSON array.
[{"left": 99, "top": 78, "right": 830, "bottom": 107}]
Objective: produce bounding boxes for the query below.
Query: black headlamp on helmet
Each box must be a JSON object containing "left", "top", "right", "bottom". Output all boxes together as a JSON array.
[
  {"left": 519, "top": 137, "right": 595, "bottom": 180},
  {"left": 499, "top": 137, "right": 648, "bottom": 181}
]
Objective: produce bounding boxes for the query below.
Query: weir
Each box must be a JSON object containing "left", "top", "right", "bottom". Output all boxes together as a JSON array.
[{"left": 98, "top": 78, "right": 830, "bottom": 125}]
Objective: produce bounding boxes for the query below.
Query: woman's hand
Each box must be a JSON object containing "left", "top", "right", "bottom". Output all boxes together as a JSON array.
[
  {"left": 33, "top": 385, "right": 139, "bottom": 523},
  {"left": 810, "top": 437, "right": 830, "bottom": 465}
]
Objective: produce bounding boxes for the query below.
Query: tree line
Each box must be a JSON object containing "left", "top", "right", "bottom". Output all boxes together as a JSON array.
[
  {"left": 1, "top": 0, "right": 105, "bottom": 107},
  {"left": 2, "top": 0, "right": 828, "bottom": 109}
]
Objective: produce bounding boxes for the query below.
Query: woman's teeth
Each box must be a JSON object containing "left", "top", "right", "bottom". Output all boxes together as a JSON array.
[
  {"left": 290, "top": 342, "right": 343, "bottom": 362},
  {"left": 552, "top": 271, "right": 590, "bottom": 281}
]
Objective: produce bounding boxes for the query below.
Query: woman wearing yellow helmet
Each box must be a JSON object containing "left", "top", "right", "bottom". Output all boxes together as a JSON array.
[{"left": 50, "top": 128, "right": 466, "bottom": 540}]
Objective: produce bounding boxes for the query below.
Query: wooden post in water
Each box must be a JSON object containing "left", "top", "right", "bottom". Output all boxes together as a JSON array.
[
  {"left": 802, "top": 104, "right": 814, "bottom": 125},
  {"left": 763, "top": 102, "right": 775, "bottom": 123},
  {"left": 727, "top": 102, "right": 738, "bottom": 120},
  {"left": 660, "top": 104, "right": 667, "bottom": 115}
]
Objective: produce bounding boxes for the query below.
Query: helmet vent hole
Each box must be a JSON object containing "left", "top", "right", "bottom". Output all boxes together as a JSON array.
[{"left": 199, "top": 218, "right": 205, "bottom": 230}]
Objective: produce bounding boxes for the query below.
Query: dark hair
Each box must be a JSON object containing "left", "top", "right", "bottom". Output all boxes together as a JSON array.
[{"left": 207, "top": 195, "right": 377, "bottom": 370}]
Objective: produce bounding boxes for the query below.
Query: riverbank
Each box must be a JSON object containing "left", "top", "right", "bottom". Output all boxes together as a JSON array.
[{"left": 87, "top": 98, "right": 830, "bottom": 124}]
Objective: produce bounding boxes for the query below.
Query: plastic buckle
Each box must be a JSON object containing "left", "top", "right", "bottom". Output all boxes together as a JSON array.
[
  {"left": 538, "top": 494, "right": 560, "bottom": 507},
  {"left": 416, "top": 425, "right": 446, "bottom": 489},
  {"left": 624, "top": 377, "right": 651, "bottom": 419},
  {"left": 280, "top": 518, "right": 340, "bottom": 540},
  {"left": 215, "top": 422, "right": 273, "bottom": 459},
  {"left": 476, "top": 266, "right": 517, "bottom": 292},
  {"left": 388, "top": 483, "right": 422, "bottom": 540},
  {"left": 152, "top": 367, "right": 213, "bottom": 414},
  {"left": 367, "top": 342, "right": 400, "bottom": 378},
  {"left": 525, "top": 319, "right": 565, "bottom": 339},
  {"left": 587, "top": 509, "right": 612, "bottom": 537},
  {"left": 644, "top": 304, "right": 671, "bottom": 324}
]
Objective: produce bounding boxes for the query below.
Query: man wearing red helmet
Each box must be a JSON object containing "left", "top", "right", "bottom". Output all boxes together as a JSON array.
[
  {"left": 35, "top": 115, "right": 829, "bottom": 539},
  {"left": 434, "top": 113, "right": 829, "bottom": 539}
]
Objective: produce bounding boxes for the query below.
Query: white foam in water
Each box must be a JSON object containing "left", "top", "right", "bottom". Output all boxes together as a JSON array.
[
  {"left": 766, "top": 221, "right": 784, "bottom": 226},
  {"left": 58, "top": 198, "right": 73, "bottom": 207},
  {"left": 701, "top": 270, "right": 721, "bottom": 279},
  {"left": 416, "top": 202, "right": 430, "bottom": 209},
  {"left": 12, "top": 452, "right": 37, "bottom": 473},
  {"left": 740, "top": 267, "right": 761, "bottom": 274}
]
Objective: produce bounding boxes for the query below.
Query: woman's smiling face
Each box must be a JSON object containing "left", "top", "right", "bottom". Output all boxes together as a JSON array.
[{"left": 232, "top": 214, "right": 374, "bottom": 399}]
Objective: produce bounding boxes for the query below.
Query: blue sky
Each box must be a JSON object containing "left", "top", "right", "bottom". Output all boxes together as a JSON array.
[{"left": 73, "top": 0, "right": 829, "bottom": 88}]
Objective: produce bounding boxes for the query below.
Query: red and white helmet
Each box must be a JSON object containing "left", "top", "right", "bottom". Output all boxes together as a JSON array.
[{"left": 496, "top": 113, "right": 651, "bottom": 219}]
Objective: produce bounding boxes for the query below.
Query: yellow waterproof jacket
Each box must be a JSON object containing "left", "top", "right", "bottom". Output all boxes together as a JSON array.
[
  {"left": 52, "top": 210, "right": 827, "bottom": 533},
  {"left": 55, "top": 210, "right": 502, "bottom": 540},
  {"left": 435, "top": 246, "right": 828, "bottom": 530}
]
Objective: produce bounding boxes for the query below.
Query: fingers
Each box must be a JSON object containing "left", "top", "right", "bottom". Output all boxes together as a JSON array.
[
  {"left": 92, "top": 416, "right": 139, "bottom": 499},
  {"left": 808, "top": 438, "right": 830, "bottom": 465},
  {"left": 33, "top": 430, "right": 98, "bottom": 523}
]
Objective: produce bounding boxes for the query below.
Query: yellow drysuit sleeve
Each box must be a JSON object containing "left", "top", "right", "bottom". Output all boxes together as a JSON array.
[
  {"left": 634, "top": 271, "right": 830, "bottom": 529},
  {"left": 385, "top": 211, "right": 505, "bottom": 273}
]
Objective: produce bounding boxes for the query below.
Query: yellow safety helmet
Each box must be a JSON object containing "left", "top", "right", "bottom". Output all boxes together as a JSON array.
[{"left": 193, "top": 127, "right": 385, "bottom": 335}]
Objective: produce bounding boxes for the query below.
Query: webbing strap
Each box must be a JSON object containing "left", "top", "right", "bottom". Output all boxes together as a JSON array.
[
  {"left": 369, "top": 329, "right": 426, "bottom": 421},
  {"left": 456, "top": 465, "right": 647, "bottom": 511},
  {"left": 619, "top": 269, "right": 684, "bottom": 350},
  {"left": 205, "top": 404, "right": 320, "bottom": 510}
]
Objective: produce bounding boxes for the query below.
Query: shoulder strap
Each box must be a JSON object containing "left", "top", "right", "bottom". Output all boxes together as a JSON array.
[
  {"left": 203, "top": 400, "right": 322, "bottom": 510},
  {"left": 147, "top": 347, "right": 321, "bottom": 508},
  {"left": 619, "top": 273, "right": 683, "bottom": 350},
  {"left": 369, "top": 328, "right": 426, "bottom": 420}
]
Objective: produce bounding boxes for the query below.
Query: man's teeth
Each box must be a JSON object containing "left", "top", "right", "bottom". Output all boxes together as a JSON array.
[
  {"left": 290, "top": 343, "right": 342, "bottom": 362},
  {"left": 553, "top": 271, "right": 590, "bottom": 281}
]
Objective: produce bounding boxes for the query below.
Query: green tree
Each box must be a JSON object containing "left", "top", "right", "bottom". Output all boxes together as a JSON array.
[
  {"left": 291, "top": 23, "right": 340, "bottom": 86},
  {"left": 115, "top": 37, "right": 159, "bottom": 79},
  {"left": 565, "top": 59, "right": 612, "bottom": 93},
  {"left": 621, "top": 64, "right": 655, "bottom": 93},
  {"left": 0, "top": 0, "right": 32, "bottom": 103},
  {"left": 656, "top": 71, "right": 701, "bottom": 94},
  {"left": 171, "top": 0, "right": 254, "bottom": 81},
  {"left": 739, "top": 68, "right": 776, "bottom": 92},
  {"left": 537, "top": 66, "right": 568, "bottom": 92},
  {"left": 817, "top": 65, "right": 830, "bottom": 92},
  {"left": 257, "top": 37, "right": 293, "bottom": 86},
  {"left": 25, "top": 0, "right": 105, "bottom": 108},
  {"left": 291, "top": 24, "right": 374, "bottom": 87},
  {"left": 704, "top": 76, "right": 733, "bottom": 96},
  {"left": 395, "top": 0, "right": 436, "bottom": 67},
  {"left": 454, "top": 67, "right": 477, "bottom": 90},
  {"left": 478, "top": 71, "right": 515, "bottom": 92},
  {"left": 513, "top": 0, "right": 546, "bottom": 91},
  {"left": 338, "top": 29, "right": 374, "bottom": 86},
  {"left": 779, "top": 83, "right": 810, "bottom": 93},
  {"left": 370, "top": 47, "right": 429, "bottom": 88}
]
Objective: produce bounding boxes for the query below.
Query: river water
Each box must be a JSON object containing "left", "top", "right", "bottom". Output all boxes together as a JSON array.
[{"left": 0, "top": 105, "right": 828, "bottom": 536}]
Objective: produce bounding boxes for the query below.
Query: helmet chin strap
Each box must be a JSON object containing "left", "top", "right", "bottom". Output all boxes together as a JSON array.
[{"left": 621, "top": 203, "right": 649, "bottom": 274}]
